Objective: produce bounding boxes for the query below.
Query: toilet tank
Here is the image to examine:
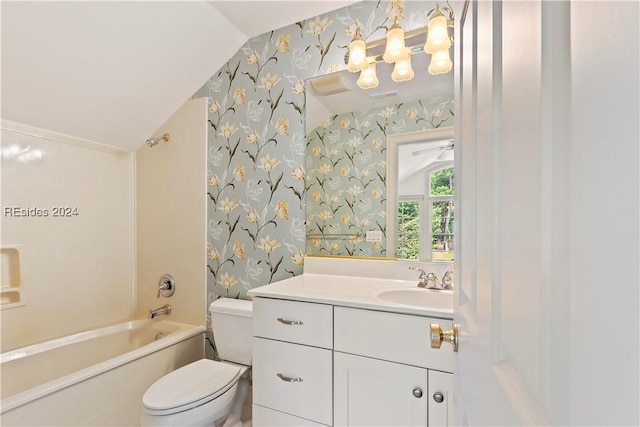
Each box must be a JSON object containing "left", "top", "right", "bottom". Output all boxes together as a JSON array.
[{"left": 209, "top": 298, "right": 253, "bottom": 365}]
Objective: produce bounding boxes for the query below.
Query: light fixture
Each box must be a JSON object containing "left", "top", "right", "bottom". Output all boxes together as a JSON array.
[
  {"left": 382, "top": 17, "right": 406, "bottom": 64},
  {"left": 357, "top": 60, "right": 379, "bottom": 90},
  {"left": 347, "top": 28, "right": 367, "bottom": 73},
  {"left": 428, "top": 48, "right": 452, "bottom": 75},
  {"left": 391, "top": 48, "right": 414, "bottom": 82},
  {"left": 424, "top": 4, "right": 452, "bottom": 54},
  {"left": 345, "top": 1, "right": 455, "bottom": 88}
]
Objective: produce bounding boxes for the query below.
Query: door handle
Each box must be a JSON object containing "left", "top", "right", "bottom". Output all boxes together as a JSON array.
[{"left": 430, "top": 323, "right": 459, "bottom": 352}]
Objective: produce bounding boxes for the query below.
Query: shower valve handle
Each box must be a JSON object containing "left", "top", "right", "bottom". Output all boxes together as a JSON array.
[{"left": 157, "top": 274, "right": 176, "bottom": 298}]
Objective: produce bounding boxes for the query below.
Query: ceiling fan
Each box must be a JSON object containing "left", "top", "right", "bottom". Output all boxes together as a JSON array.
[{"left": 411, "top": 140, "right": 454, "bottom": 156}]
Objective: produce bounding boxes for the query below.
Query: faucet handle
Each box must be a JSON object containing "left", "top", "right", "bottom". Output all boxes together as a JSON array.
[
  {"left": 441, "top": 270, "right": 454, "bottom": 290},
  {"left": 157, "top": 274, "right": 176, "bottom": 298},
  {"left": 408, "top": 266, "right": 427, "bottom": 277},
  {"left": 409, "top": 267, "right": 430, "bottom": 288}
]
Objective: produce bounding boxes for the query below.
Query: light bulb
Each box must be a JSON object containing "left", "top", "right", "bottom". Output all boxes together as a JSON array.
[
  {"left": 425, "top": 10, "right": 451, "bottom": 54},
  {"left": 347, "top": 32, "right": 367, "bottom": 73},
  {"left": 391, "top": 49, "right": 414, "bottom": 82},
  {"left": 428, "top": 48, "right": 453, "bottom": 75},
  {"left": 382, "top": 17, "right": 406, "bottom": 63},
  {"left": 357, "top": 60, "right": 379, "bottom": 90}
]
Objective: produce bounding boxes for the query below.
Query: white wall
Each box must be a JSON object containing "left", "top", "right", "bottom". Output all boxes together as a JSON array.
[
  {"left": 136, "top": 98, "right": 208, "bottom": 326},
  {"left": 0, "top": 123, "right": 134, "bottom": 351}
]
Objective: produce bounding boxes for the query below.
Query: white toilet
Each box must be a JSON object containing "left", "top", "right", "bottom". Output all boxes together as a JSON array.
[{"left": 141, "top": 298, "right": 253, "bottom": 427}]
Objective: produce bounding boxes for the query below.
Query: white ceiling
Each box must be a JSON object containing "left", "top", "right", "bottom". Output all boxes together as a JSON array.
[{"left": 1, "top": 1, "right": 358, "bottom": 151}]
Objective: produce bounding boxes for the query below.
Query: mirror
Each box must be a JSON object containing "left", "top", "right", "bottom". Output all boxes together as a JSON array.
[
  {"left": 386, "top": 127, "right": 454, "bottom": 260},
  {"left": 305, "top": 51, "right": 454, "bottom": 259}
]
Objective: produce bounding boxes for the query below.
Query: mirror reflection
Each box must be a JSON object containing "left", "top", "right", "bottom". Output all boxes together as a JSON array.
[
  {"left": 305, "top": 51, "right": 454, "bottom": 260},
  {"left": 386, "top": 127, "right": 454, "bottom": 261}
]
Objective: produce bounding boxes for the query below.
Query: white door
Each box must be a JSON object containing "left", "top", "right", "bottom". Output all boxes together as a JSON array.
[{"left": 453, "top": 1, "right": 639, "bottom": 425}]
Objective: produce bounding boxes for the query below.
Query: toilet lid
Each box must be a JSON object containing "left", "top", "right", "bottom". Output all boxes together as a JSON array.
[{"left": 142, "top": 359, "right": 241, "bottom": 413}]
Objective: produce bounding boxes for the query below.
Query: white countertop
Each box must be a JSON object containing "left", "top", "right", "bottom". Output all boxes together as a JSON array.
[{"left": 248, "top": 273, "right": 454, "bottom": 319}]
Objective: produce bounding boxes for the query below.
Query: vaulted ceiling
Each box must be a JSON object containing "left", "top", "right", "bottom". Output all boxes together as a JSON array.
[{"left": 1, "top": 1, "right": 359, "bottom": 151}]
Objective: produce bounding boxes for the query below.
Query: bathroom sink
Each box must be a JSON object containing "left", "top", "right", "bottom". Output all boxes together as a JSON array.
[{"left": 375, "top": 288, "right": 453, "bottom": 310}]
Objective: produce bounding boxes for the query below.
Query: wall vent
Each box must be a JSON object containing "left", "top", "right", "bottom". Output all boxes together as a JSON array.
[
  {"left": 371, "top": 91, "right": 399, "bottom": 102},
  {"left": 310, "top": 74, "right": 349, "bottom": 96}
]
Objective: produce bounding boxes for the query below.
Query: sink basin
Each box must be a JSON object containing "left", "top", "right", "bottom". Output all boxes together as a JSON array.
[{"left": 375, "top": 288, "right": 453, "bottom": 310}]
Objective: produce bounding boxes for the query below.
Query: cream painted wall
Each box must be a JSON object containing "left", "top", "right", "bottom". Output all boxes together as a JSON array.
[
  {"left": 136, "top": 98, "right": 208, "bottom": 326},
  {"left": 0, "top": 124, "right": 134, "bottom": 352}
]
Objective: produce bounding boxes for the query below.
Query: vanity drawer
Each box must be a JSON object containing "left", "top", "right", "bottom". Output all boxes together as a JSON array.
[
  {"left": 253, "top": 297, "right": 332, "bottom": 348},
  {"left": 334, "top": 307, "right": 455, "bottom": 373},
  {"left": 253, "top": 404, "right": 328, "bottom": 426},
  {"left": 253, "top": 337, "right": 333, "bottom": 425}
]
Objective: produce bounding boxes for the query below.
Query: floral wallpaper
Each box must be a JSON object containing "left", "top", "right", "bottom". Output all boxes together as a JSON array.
[
  {"left": 305, "top": 97, "right": 453, "bottom": 257},
  {"left": 192, "top": 0, "right": 450, "bottom": 354}
]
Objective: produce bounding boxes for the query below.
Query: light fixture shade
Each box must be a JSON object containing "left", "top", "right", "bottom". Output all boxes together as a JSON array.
[
  {"left": 424, "top": 13, "right": 451, "bottom": 54},
  {"left": 347, "top": 34, "right": 367, "bottom": 73},
  {"left": 428, "top": 48, "right": 453, "bottom": 75},
  {"left": 382, "top": 18, "right": 406, "bottom": 63},
  {"left": 391, "top": 49, "right": 414, "bottom": 82},
  {"left": 357, "top": 60, "right": 379, "bottom": 90}
]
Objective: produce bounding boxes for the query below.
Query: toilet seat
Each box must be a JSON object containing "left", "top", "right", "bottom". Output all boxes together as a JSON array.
[{"left": 142, "top": 359, "right": 241, "bottom": 416}]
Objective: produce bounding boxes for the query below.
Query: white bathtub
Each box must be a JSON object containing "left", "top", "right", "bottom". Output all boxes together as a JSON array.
[{"left": 1, "top": 319, "right": 205, "bottom": 426}]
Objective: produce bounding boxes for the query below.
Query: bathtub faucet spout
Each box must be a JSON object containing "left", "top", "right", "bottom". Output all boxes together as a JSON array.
[{"left": 148, "top": 304, "right": 171, "bottom": 319}]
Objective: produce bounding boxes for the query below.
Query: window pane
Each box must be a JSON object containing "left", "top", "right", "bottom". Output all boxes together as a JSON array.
[
  {"left": 432, "top": 200, "right": 454, "bottom": 260},
  {"left": 397, "top": 201, "right": 420, "bottom": 260},
  {"left": 430, "top": 167, "right": 454, "bottom": 196}
]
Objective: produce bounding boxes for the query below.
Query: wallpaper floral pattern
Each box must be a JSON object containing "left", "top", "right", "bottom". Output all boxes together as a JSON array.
[
  {"left": 305, "top": 97, "right": 453, "bottom": 257},
  {"left": 192, "top": 1, "right": 452, "bottom": 353}
]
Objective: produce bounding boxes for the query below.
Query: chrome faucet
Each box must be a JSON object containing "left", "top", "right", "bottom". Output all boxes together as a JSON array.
[
  {"left": 408, "top": 267, "right": 452, "bottom": 290},
  {"left": 148, "top": 304, "right": 171, "bottom": 319},
  {"left": 425, "top": 272, "right": 440, "bottom": 289},
  {"left": 409, "top": 267, "right": 440, "bottom": 289}
]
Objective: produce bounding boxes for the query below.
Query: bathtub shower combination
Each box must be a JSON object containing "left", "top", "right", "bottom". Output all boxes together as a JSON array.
[{"left": 0, "top": 319, "right": 205, "bottom": 426}]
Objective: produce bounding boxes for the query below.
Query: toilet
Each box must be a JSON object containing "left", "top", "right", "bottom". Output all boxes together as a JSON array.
[{"left": 141, "top": 298, "right": 253, "bottom": 427}]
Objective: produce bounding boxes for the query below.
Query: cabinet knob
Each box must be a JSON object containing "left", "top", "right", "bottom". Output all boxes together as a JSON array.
[
  {"left": 433, "top": 392, "right": 445, "bottom": 403},
  {"left": 412, "top": 387, "right": 423, "bottom": 398}
]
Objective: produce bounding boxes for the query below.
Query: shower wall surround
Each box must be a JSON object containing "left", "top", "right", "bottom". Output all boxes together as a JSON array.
[
  {"left": 193, "top": 1, "right": 451, "bottom": 313},
  {"left": 0, "top": 126, "right": 133, "bottom": 351}
]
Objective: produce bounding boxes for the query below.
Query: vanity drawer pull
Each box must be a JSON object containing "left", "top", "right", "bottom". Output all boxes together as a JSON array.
[
  {"left": 277, "top": 317, "right": 304, "bottom": 326},
  {"left": 277, "top": 373, "right": 304, "bottom": 383}
]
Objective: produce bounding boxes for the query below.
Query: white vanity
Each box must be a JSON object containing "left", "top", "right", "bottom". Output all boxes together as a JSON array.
[{"left": 249, "top": 257, "right": 455, "bottom": 426}]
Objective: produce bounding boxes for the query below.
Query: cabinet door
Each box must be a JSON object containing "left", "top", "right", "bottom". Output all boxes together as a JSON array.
[
  {"left": 334, "top": 352, "right": 428, "bottom": 426},
  {"left": 428, "top": 371, "right": 453, "bottom": 427}
]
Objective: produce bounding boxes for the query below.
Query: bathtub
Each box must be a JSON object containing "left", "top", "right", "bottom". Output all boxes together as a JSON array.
[{"left": 1, "top": 319, "right": 205, "bottom": 426}]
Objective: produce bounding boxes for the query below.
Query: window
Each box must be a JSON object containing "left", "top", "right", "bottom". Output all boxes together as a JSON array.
[
  {"left": 429, "top": 167, "right": 454, "bottom": 261},
  {"left": 397, "top": 199, "right": 422, "bottom": 260},
  {"left": 395, "top": 165, "right": 454, "bottom": 260}
]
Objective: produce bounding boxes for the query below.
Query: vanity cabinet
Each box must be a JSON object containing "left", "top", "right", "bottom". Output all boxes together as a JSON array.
[
  {"left": 334, "top": 307, "right": 454, "bottom": 426},
  {"left": 252, "top": 297, "right": 454, "bottom": 427}
]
